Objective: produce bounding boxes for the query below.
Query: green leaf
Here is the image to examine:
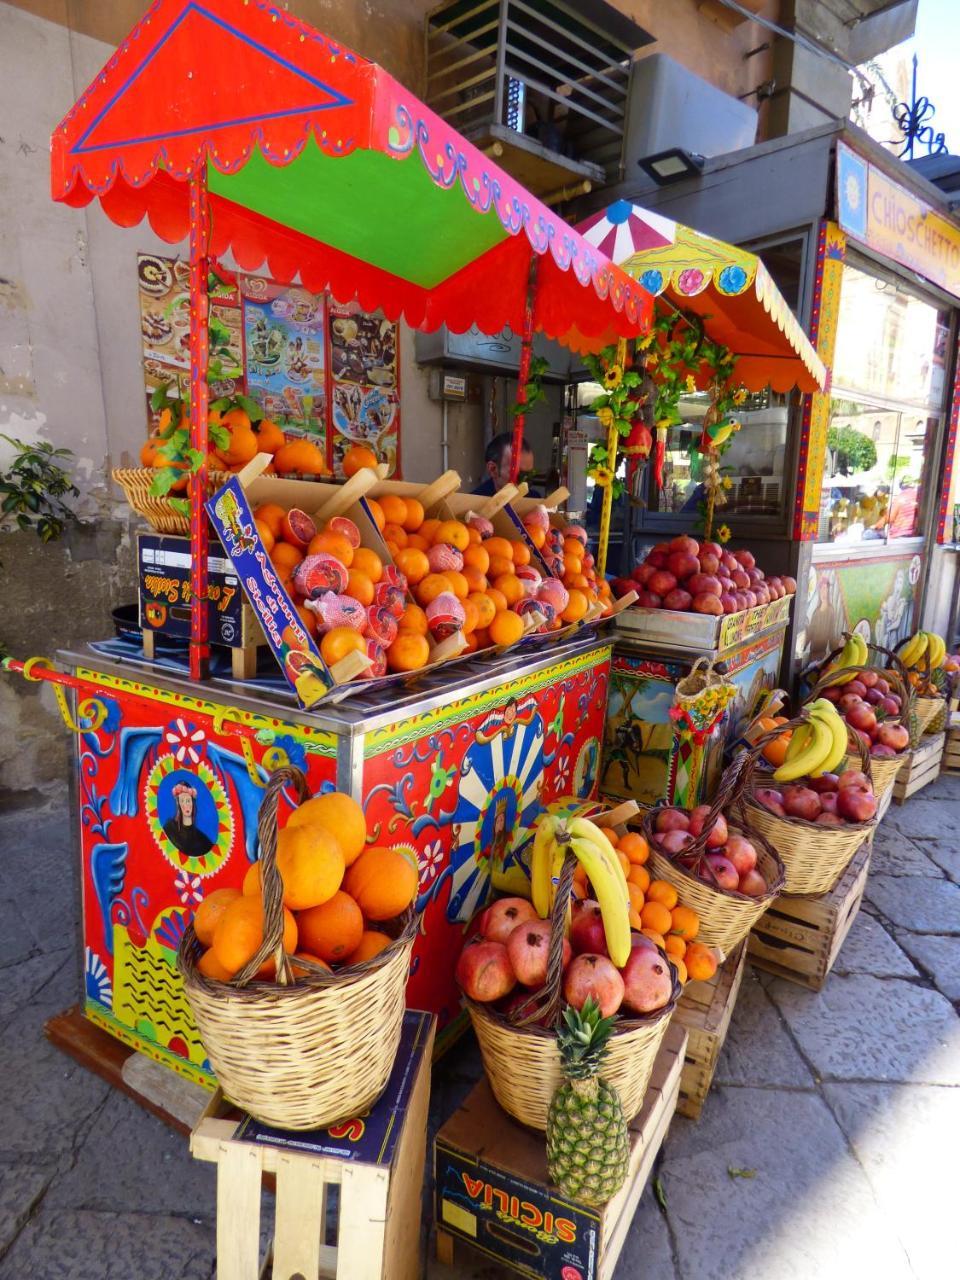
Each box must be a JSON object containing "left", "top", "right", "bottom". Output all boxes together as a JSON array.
[
  {"left": 168, "top": 497, "right": 190, "bottom": 517},
  {"left": 2, "top": 494, "right": 21, "bottom": 513},
  {"left": 149, "top": 467, "right": 182, "bottom": 497},
  {"left": 727, "top": 1167, "right": 756, "bottom": 1181},
  {"left": 209, "top": 396, "right": 232, "bottom": 414},
  {"left": 150, "top": 383, "right": 172, "bottom": 411},
  {"left": 654, "top": 1177, "right": 667, "bottom": 1210},
  {"left": 210, "top": 425, "right": 230, "bottom": 450},
  {"left": 184, "top": 448, "right": 205, "bottom": 470},
  {"left": 233, "top": 394, "right": 264, "bottom": 422}
]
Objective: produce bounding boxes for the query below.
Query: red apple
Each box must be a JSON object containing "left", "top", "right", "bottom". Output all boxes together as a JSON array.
[
  {"left": 648, "top": 570, "right": 677, "bottom": 597},
  {"left": 837, "top": 787, "right": 877, "bottom": 822},
  {"left": 456, "top": 941, "right": 516, "bottom": 1002},
  {"left": 698, "top": 552, "right": 721, "bottom": 575},
  {"left": 876, "top": 722, "right": 909, "bottom": 752},
  {"left": 667, "top": 552, "right": 699, "bottom": 580},
  {"left": 656, "top": 809, "right": 690, "bottom": 833},
  {"left": 507, "top": 919, "right": 570, "bottom": 987},
  {"left": 570, "top": 902, "right": 608, "bottom": 957},
  {"left": 725, "top": 834, "right": 758, "bottom": 875},
  {"left": 563, "top": 954, "right": 624, "bottom": 1017},
  {"left": 808, "top": 774, "right": 839, "bottom": 793},
  {"left": 782, "top": 787, "right": 822, "bottom": 821},
  {"left": 703, "top": 854, "right": 739, "bottom": 891},
  {"left": 738, "top": 868, "right": 767, "bottom": 897},
  {"left": 481, "top": 897, "right": 538, "bottom": 944},
  {"left": 693, "top": 593, "right": 724, "bottom": 615},
  {"left": 688, "top": 806, "right": 728, "bottom": 848},
  {"left": 669, "top": 535, "right": 700, "bottom": 556},
  {"left": 620, "top": 946, "right": 674, "bottom": 1014},
  {"left": 687, "top": 573, "right": 721, "bottom": 597},
  {"left": 636, "top": 591, "right": 662, "bottom": 608},
  {"left": 662, "top": 588, "right": 693, "bottom": 611}
]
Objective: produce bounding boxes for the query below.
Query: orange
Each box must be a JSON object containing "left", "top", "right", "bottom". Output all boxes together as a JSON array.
[
  {"left": 351, "top": 547, "right": 384, "bottom": 583},
  {"left": 345, "top": 569, "right": 375, "bottom": 607},
  {"left": 664, "top": 934, "right": 687, "bottom": 961},
  {"left": 487, "top": 554, "right": 515, "bottom": 580},
  {"left": 641, "top": 929, "right": 666, "bottom": 949},
  {"left": 433, "top": 520, "right": 470, "bottom": 552},
  {"left": 320, "top": 627, "right": 367, "bottom": 668},
  {"left": 627, "top": 882, "right": 645, "bottom": 915},
  {"left": 462, "top": 631, "right": 479, "bottom": 653},
  {"left": 629, "top": 906, "right": 643, "bottom": 931},
  {"left": 276, "top": 824, "right": 345, "bottom": 910},
  {"left": 367, "top": 498, "right": 386, "bottom": 531},
  {"left": 242, "top": 862, "right": 262, "bottom": 896},
  {"left": 254, "top": 520, "right": 276, "bottom": 553},
  {"left": 574, "top": 880, "right": 589, "bottom": 903},
  {"left": 444, "top": 570, "right": 469, "bottom": 600},
  {"left": 420, "top": 518, "right": 441, "bottom": 544},
  {"left": 486, "top": 587, "right": 508, "bottom": 613},
  {"left": 406, "top": 533, "right": 429, "bottom": 552},
  {"left": 382, "top": 522, "right": 408, "bottom": 549},
  {"left": 307, "top": 530, "right": 354, "bottom": 566},
  {"left": 219, "top": 410, "right": 259, "bottom": 466},
  {"left": 627, "top": 864, "right": 651, "bottom": 894},
  {"left": 640, "top": 900, "right": 673, "bottom": 936},
  {"left": 619, "top": 832, "right": 649, "bottom": 865},
  {"left": 484, "top": 536, "right": 513, "bottom": 562},
  {"left": 573, "top": 863, "right": 588, "bottom": 886},
  {"left": 194, "top": 888, "right": 241, "bottom": 946},
  {"left": 600, "top": 827, "right": 619, "bottom": 847},
  {"left": 569, "top": 573, "right": 591, "bottom": 591},
  {"left": 212, "top": 896, "right": 297, "bottom": 975},
  {"left": 469, "top": 591, "right": 496, "bottom": 629},
  {"left": 463, "top": 544, "right": 490, "bottom": 575},
  {"left": 296, "top": 890, "right": 364, "bottom": 964},
  {"left": 342, "top": 444, "right": 379, "bottom": 477},
  {"left": 489, "top": 610, "right": 524, "bottom": 647},
  {"left": 670, "top": 905, "right": 700, "bottom": 942},
  {"left": 271, "top": 542, "right": 304, "bottom": 572},
  {"left": 673, "top": 957, "right": 688, "bottom": 984},
  {"left": 561, "top": 589, "right": 589, "bottom": 623},
  {"left": 290, "top": 952, "right": 331, "bottom": 979},
  {"left": 526, "top": 524, "right": 547, "bottom": 549},
  {"left": 647, "top": 880, "right": 678, "bottom": 911},
  {"left": 473, "top": 627, "right": 491, "bottom": 649},
  {"left": 396, "top": 547, "right": 430, "bottom": 585},
  {"left": 616, "top": 849, "right": 631, "bottom": 879},
  {"left": 403, "top": 498, "right": 425, "bottom": 531},
  {"left": 345, "top": 930, "right": 393, "bottom": 966},
  {"left": 296, "top": 604, "right": 318, "bottom": 637},
  {"left": 274, "top": 438, "right": 327, "bottom": 476},
  {"left": 462, "top": 566, "right": 488, "bottom": 593},
  {"left": 387, "top": 632, "right": 430, "bottom": 672},
  {"left": 344, "top": 847, "right": 419, "bottom": 920},
  {"left": 493, "top": 574, "right": 524, "bottom": 606},
  {"left": 197, "top": 948, "right": 234, "bottom": 982},
  {"left": 379, "top": 495, "right": 408, "bottom": 528},
  {"left": 140, "top": 436, "right": 162, "bottom": 467},
  {"left": 385, "top": 541, "right": 401, "bottom": 560},
  {"left": 416, "top": 573, "right": 453, "bottom": 606},
  {"left": 253, "top": 503, "right": 287, "bottom": 539},
  {"left": 461, "top": 599, "right": 480, "bottom": 634},
  {"left": 511, "top": 540, "right": 531, "bottom": 566},
  {"left": 684, "top": 942, "right": 718, "bottom": 982},
  {"left": 563, "top": 537, "right": 585, "bottom": 559},
  {"left": 288, "top": 792, "right": 367, "bottom": 865},
  {"left": 253, "top": 418, "right": 285, "bottom": 454},
  {"left": 398, "top": 603, "right": 428, "bottom": 635},
  {"left": 762, "top": 733, "right": 791, "bottom": 768}
]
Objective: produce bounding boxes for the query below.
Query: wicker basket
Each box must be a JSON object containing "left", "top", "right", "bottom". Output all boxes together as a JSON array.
[
  {"left": 463, "top": 853, "right": 680, "bottom": 1131},
  {"left": 178, "top": 767, "right": 416, "bottom": 1130},
  {"left": 639, "top": 755, "right": 785, "bottom": 952},
  {"left": 112, "top": 466, "right": 231, "bottom": 533},
  {"left": 741, "top": 716, "right": 876, "bottom": 896}
]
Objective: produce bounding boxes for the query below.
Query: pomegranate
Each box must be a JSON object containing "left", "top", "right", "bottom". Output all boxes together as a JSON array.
[
  {"left": 635, "top": 591, "right": 662, "bottom": 608},
  {"left": 507, "top": 919, "right": 570, "bottom": 987},
  {"left": 859, "top": 670, "right": 879, "bottom": 688},
  {"left": 693, "top": 593, "right": 724, "bottom": 616},
  {"left": 838, "top": 769, "right": 870, "bottom": 791},
  {"left": 874, "top": 677, "right": 890, "bottom": 695},
  {"left": 876, "top": 722, "right": 909, "bottom": 752},
  {"left": 838, "top": 692, "right": 866, "bottom": 714},
  {"left": 669, "top": 535, "right": 700, "bottom": 556},
  {"left": 455, "top": 941, "right": 516, "bottom": 1002},
  {"left": 808, "top": 774, "right": 839, "bottom": 793},
  {"left": 781, "top": 576, "right": 797, "bottom": 593},
  {"left": 837, "top": 787, "right": 877, "bottom": 822},
  {"left": 703, "top": 854, "right": 739, "bottom": 891},
  {"left": 871, "top": 743, "right": 898, "bottom": 759},
  {"left": 734, "top": 549, "right": 756, "bottom": 570},
  {"left": 731, "top": 569, "right": 751, "bottom": 589},
  {"left": 818, "top": 792, "right": 839, "bottom": 814},
  {"left": 480, "top": 897, "right": 538, "bottom": 944},
  {"left": 782, "top": 787, "right": 822, "bottom": 821},
  {"left": 755, "top": 787, "right": 786, "bottom": 815},
  {"left": 667, "top": 552, "right": 699, "bottom": 580},
  {"left": 844, "top": 679, "right": 867, "bottom": 699},
  {"left": 644, "top": 550, "right": 666, "bottom": 570},
  {"left": 738, "top": 868, "right": 767, "bottom": 897},
  {"left": 725, "top": 834, "right": 757, "bottom": 875},
  {"left": 687, "top": 573, "right": 722, "bottom": 597},
  {"left": 820, "top": 685, "right": 842, "bottom": 702},
  {"left": 569, "top": 902, "right": 608, "bottom": 957},
  {"left": 698, "top": 552, "right": 721, "bottom": 575},
  {"left": 612, "top": 577, "right": 637, "bottom": 598},
  {"left": 563, "top": 954, "right": 624, "bottom": 1017},
  {"left": 662, "top": 588, "right": 693, "bottom": 611},
  {"left": 688, "top": 806, "right": 728, "bottom": 849},
  {"left": 720, "top": 593, "right": 739, "bottom": 614},
  {"left": 846, "top": 703, "right": 878, "bottom": 735},
  {"left": 816, "top": 812, "right": 845, "bottom": 827},
  {"left": 632, "top": 563, "right": 656, "bottom": 586},
  {"left": 700, "top": 541, "right": 723, "bottom": 560},
  {"left": 620, "top": 947, "right": 674, "bottom": 1014},
  {"left": 721, "top": 551, "right": 739, "bottom": 573},
  {"left": 659, "top": 829, "right": 695, "bottom": 855},
  {"left": 655, "top": 809, "right": 690, "bottom": 833},
  {"left": 880, "top": 696, "right": 901, "bottom": 716},
  {"left": 648, "top": 570, "right": 677, "bottom": 597}
]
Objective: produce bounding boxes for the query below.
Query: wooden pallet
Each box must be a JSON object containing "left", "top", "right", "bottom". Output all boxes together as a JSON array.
[
  {"left": 671, "top": 940, "right": 747, "bottom": 1120},
  {"left": 893, "top": 732, "right": 945, "bottom": 802},
  {"left": 434, "top": 1021, "right": 686, "bottom": 1280},
  {"left": 747, "top": 841, "right": 871, "bottom": 991}
]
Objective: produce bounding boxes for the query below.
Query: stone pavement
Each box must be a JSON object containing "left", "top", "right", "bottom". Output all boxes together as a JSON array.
[{"left": 0, "top": 777, "right": 957, "bottom": 1280}]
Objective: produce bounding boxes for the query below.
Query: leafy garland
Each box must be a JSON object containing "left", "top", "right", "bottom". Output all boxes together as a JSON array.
[{"left": 583, "top": 346, "right": 645, "bottom": 501}]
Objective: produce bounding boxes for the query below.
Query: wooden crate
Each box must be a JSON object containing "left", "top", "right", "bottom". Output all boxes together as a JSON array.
[
  {"left": 434, "top": 1021, "right": 687, "bottom": 1280},
  {"left": 671, "top": 940, "right": 747, "bottom": 1120},
  {"left": 191, "top": 1012, "right": 435, "bottom": 1280},
  {"left": 893, "top": 732, "right": 945, "bottom": 803},
  {"left": 747, "top": 841, "right": 871, "bottom": 991},
  {"left": 941, "top": 712, "right": 960, "bottom": 775}
]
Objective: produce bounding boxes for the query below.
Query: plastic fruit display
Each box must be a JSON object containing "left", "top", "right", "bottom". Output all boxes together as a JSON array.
[
  {"left": 193, "top": 788, "right": 418, "bottom": 984},
  {"left": 611, "top": 533, "right": 796, "bottom": 615}
]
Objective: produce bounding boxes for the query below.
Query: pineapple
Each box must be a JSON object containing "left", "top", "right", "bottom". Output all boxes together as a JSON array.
[{"left": 545, "top": 999, "right": 629, "bottom": 1206}]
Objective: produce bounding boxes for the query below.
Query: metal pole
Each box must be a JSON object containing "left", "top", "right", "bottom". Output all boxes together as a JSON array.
[
  {"left": 509, "top": 254, "right": 539, "bottom": 484},
  {"left": 188, "top": 168, "right": 211, "bottom": 682},
  {"left": 596, "top": 337, "right": 628, "bottom": 579}
]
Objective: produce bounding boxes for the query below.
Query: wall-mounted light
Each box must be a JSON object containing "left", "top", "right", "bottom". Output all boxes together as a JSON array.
[{"left": 637, "top": 148, "right": 705, "bottom": 186}]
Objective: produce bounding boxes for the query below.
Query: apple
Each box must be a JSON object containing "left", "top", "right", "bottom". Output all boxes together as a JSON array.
[
  {"left": 620, "top": 946, "right": 674, "bottom": 1014},
  {"left": 631, "top": 563, "right": 656, "bottom": 586},
  {"left": 703, "top": 854, "right": 739, "bottom": 891},
  {"left": 688, "top": 806, "right": 728, "bottom": 848},
  {"left": 636, "top": 591, "right": 662, "bottom": 608},
  {"left": 667, "top": 552, "right": 699, "bottom": 580},
  {"left": 837, "top": 787, "right": 877, "bottom": 822},
  {"left": 738, "top": 868, "right": 767, "bottom": 897},
  {"left": 648, "top": 570, "right": 677, "bottom": 597},
  {"left": 507, "top": 919, "right": 570, "bottom": 987},
  {"left": 563, "top": 954, "right": 624, "bottom": 1017},
  {"left": 481, "top": 897, "right": 538, "bottom": 944},
  {"left": 570, "top": 902, "right": 608, "bottom": 957},
  {"left": 659, "top": 829, "right": 695, "bottom": 855},
  {"left": 782, "top": 786, "right": 822, "bottom": 821},
  {"left": 455, "top": 941, "right": 516, "bottom": 1002},
  {"left": 846, "top": 703, "right": 877, "bottom": 735},
  {"left": 876, "top": 722, "right": 909, "bottom": 751},
  {"left": 725, "top": 834, "right": 758, "bottom": 875},
  {"left": 755, "top": 786, "right": 785, "bottom": 815},
  {"left": 698, "top": 552, "right": 721, "bottom": 574},
  {"left": 662, "top": 588, "right": 693, "bottom": 611},
  {"left": 808, "top": 774, "right": 839, "bottom": 793},
  {"left": 669, "top": 535, "right": 700, "bottom": 556},
  {"left": 656, "top": 809, "right": 690, "bottom": 833},
  {"left": 693, "top": 593, "right": 724, "bottom": 615},
  {"left": 687, "top": 573, "right": 721, "bottom": 597}
]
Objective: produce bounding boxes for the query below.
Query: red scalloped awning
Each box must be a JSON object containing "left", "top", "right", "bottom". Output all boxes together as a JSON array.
[{"left": 52, "top": 0, "right": 651, "bottom": 351}]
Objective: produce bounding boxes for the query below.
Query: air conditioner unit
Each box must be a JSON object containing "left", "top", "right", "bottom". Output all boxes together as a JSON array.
[{"left": 414, "top": 325, "right": 573, "bottom": 382}]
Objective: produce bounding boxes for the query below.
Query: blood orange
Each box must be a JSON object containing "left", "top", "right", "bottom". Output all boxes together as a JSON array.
[{"left": 281, "top": 508, "right": 318, "bottom": 550}]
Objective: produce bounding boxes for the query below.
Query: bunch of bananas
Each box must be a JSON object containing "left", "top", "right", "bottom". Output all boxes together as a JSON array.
[
  {"left": 772, "top": 699, "right": 849, "bottom": 783},
  {"left": 898, "top": 631, "right": 946, "bottom": 671},
  {"left": 823, "top": 633, "right": 868, "bottom": 686},
  {"left": 531, "top": 814, "right": 631, "bottom": 966}
]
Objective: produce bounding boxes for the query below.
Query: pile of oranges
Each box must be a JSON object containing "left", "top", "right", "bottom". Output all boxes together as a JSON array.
[
  {"left": 574, "top": 827, "right": 719, "bottom": 985},
  {"left": 520, "top": 505, "right": 613, "bottom": 623},
  {"left": 192, "top": 790, "right": 419, "bottom": 982}
]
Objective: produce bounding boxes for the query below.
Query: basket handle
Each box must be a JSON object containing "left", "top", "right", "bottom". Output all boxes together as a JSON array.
[
  {"left": 643, "top": 750, "right": 749, "bottom": 890},
  {"left": 740, "top": 709, "right": 872, "bottom": 790},
  {"left": 232, "top": 765, "right": 311, "bottom": 988},
  {"left": 509, "top": 844, "right": 577, "bottom": 1030}
]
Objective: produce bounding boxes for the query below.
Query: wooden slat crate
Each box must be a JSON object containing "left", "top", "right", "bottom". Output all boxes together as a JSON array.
[
  {"left": 672, "top": 940, "right": 747, "bottom": 1120},
  {"left": 747, "top": 841, "right": 871, "bottom": 991},
  {"left": 941, "top": 712, "right": 960, "bottom": 775},
  {"left": 434, "top": 1021, "right": 687, "bottom": 1280},
  {"left": 893, "top": 732, "right": 945, "bottom": 802}
]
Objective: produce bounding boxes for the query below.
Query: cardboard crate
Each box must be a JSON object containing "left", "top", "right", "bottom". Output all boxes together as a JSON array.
[
  {"left": 671, "top": 940, "right": 747, "bottom": 1120},
  {"left": 893, "top": 732, "right": 945, "bottom": 803},
  {"left": 434, "top": 1021, "right": 686, "bottom": 1280},
  {"left": 747, "top": 841, "right": 871, "bottom": 991}
]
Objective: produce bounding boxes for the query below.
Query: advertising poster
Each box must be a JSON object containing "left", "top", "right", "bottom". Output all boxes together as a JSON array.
[
  {"left": 329, "top": 301, "right": 401, "bottom": 478},
  {"left": 800, "top": 552, "right": 922, "bottom": 668},
  {"left": 238, "top": 274, "right": 326, "bottom": 438}
]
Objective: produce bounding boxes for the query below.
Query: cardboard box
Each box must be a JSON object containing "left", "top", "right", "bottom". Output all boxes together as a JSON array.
[{"left": 138, "top": 532, "right": 262, "bottom": 650}]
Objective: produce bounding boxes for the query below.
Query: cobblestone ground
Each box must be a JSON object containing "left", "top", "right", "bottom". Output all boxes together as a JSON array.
[{"left": 0, "top": 777, "right": 957, "bottom": 1280}]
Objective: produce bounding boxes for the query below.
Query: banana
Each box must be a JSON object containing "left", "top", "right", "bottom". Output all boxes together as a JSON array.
[
  {"left": 566, "top": 817, "right": 631, "bottom": 966},
  {"left": 850, "top": 633, "right": 868, "bottom": 667},
  {"left": 773, "top": 715, "right": 833, "bottom": 782},
  {"left": 926, "top": 632, "right": 946, "bottom": 669},
  {"left": 530, "top": 818, "right": 557, "bottom": 918},
  {"left": 806, "top": 700, "right": 848, "bottom": 776},
  {"left": 784, "top": 721, "right": 814, "bottom": 763},
  {"left": 823, "top": 633, "right": 866, "bottom": 686},
  {"left": 899, "top": 631, "right": 928, "bottom": 669}
]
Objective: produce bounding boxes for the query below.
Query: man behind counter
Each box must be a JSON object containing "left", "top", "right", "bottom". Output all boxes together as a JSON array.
[{"left": 473, "top": 432, "right": 540, "bottom": 496}]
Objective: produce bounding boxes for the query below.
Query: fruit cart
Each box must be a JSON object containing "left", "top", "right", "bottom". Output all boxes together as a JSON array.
[{"left": 5, "top": 0, "right": 654, "bottom": 1082}]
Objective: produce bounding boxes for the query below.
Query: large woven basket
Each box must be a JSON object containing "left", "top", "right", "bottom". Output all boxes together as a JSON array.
[
  {"left": 463, "top": 854, "right": 680, "bottom": 1131},
  {"left": 640, "top": 755, "right": 785, "bottom": 953},
  {"left": 741, "top": 716, "right": 876, "bottom": 896},
  {"left": 112, "top": 466, "right": 231, "bottom": 533},
  {"left": 178, "top": 767, "right": 416, "bottom": 1130}
]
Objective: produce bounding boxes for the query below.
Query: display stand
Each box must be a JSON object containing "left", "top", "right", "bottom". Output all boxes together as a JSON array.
[{"left": 892, "top": 732, "right": 945, "bottom": 803}]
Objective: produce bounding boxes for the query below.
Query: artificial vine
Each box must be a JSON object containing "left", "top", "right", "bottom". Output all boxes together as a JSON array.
[{"left": 583, "top": 345, "right": 646, "bottom": 500}]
